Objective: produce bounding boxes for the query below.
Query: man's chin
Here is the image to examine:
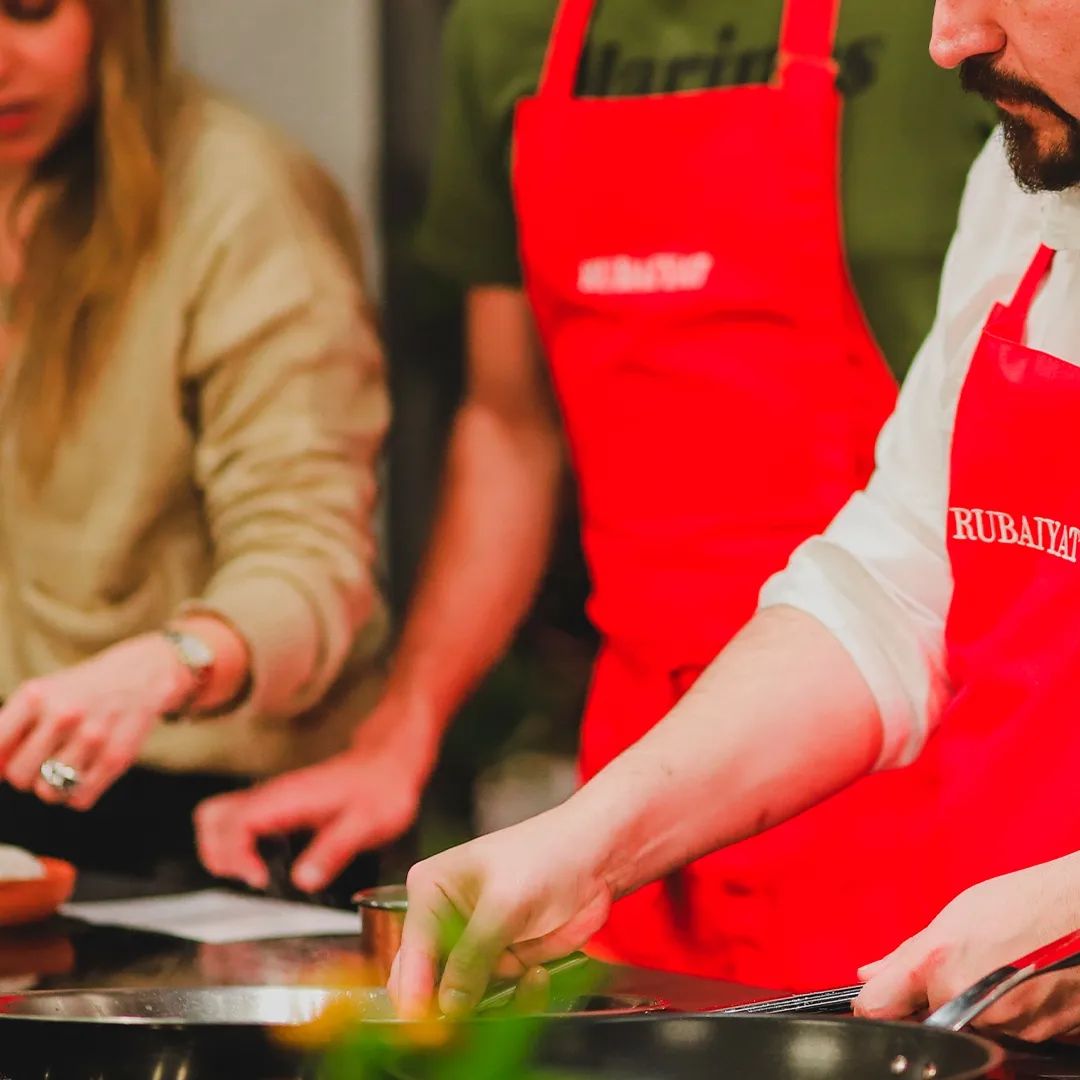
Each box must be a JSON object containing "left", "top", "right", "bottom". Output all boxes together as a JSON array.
[{"left": 1001, "top": 114, "right": 1080, "bottom": 193}]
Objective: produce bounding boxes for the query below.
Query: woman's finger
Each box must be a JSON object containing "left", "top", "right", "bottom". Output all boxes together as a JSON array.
[
  {"left": 32, "top": 728, "right": 103, "bottom": 806},
  {"left": 62, "top": 716, "right": 145, "bottom": 811},
  {"left": 5, "top": 708, "right": 77, "bottom": 792},
  {"left": 0, "top": 689, "right": 42, "bottom": 771}
]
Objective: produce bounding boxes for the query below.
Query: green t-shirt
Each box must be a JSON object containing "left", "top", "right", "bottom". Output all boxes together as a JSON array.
[{"left": 416, "top": 0, "right": 996, "bottom": 377}]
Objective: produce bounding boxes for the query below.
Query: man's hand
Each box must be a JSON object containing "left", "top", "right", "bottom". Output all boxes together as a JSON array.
[
  {"left": 195, "top": 697, "right": 438, "bottom": 893},
  {"left": 389, "top": 805, "right": 613, "bottom": 1020},
  {"left": 0, "top": 634, "right": 197, "bottom": 811},
  {"left": 855, "top": 858, "right": 1080, "bottom": 1041}
]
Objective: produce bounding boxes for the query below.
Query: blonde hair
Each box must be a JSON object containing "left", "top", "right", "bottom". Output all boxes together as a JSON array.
[{"left": 14, "top": 0, "right": 175, "bottom": 477}]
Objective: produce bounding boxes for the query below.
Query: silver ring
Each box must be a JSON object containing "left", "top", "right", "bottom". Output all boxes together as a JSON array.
[{"left": 39, "top": 758, "right": 80, "bottom": 794}]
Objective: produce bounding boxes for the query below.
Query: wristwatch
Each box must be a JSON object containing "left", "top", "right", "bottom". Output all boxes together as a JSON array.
[{"left": 160, "top": 628, "right": 215, "bottom": 723}]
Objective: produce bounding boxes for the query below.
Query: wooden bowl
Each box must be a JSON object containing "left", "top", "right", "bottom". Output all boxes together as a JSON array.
[{"left": 0, "top": 859, "right": 76, "bottom": 928}]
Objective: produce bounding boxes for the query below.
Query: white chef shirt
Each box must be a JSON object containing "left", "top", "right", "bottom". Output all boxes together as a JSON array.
[{"left": 759, "top": 129, "right": 1080, "bottom": 771}]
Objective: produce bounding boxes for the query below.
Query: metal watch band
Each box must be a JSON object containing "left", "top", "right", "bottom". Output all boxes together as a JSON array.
[{"left": 160, "top": 628, "right": 214, "bottom": 723}]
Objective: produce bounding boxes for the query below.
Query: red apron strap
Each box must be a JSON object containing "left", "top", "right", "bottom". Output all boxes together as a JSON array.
[
  {"left": 999, "top": 245, "right": 1056, "bottom": 342},
  {"left": 537, "top": 0, "right": 596, "bottom": 100},
  {"left": 778, "top": 0, "right": 842, "bottom": 67}
]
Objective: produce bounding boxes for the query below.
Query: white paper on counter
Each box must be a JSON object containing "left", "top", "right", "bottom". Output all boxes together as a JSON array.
[{"left": 61, "top": 889, "right": 359, "bottom": 944}]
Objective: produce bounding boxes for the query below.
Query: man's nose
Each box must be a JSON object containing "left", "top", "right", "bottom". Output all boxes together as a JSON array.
[{"left": 930, "top": 0, "right": 1007, "bottom": 70}]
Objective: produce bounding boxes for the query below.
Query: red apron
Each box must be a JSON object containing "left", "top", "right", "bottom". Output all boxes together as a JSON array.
[
  {"left": 765, "top": 244, "right": 1080, "bottom": 985},
  {"left": 513, "top": 0, "right": 904, "bottom": 987},
  {"left": 926, "top": 245, "right": 1080, "bottom": 901}
]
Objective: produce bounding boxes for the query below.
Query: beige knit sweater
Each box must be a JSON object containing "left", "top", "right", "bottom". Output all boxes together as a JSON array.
[{"left": 0, "top": 83, "right": 390, "bottom": 777}]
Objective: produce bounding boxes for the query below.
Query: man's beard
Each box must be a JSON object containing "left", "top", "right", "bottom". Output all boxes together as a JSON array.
[{"left": 961, "top": 55, "right": 1080, "bottom": 193}]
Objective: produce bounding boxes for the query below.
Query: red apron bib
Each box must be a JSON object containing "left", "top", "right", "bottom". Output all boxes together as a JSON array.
[
  {"left": 926, "top": 245, "right": 1080, "bottom": 900},
  {"left": 756, "top": 244, "right": 1080, "bottom": 984},
  {"left": 513, "top": 0, "right": 900, "bottom": 985}
]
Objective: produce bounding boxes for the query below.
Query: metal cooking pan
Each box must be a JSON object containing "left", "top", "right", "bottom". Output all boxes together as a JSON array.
[
  {"left": 0, "top": 929, "right": 1077, "bottom": 1080},
  {"left": 0, "top": 983, "right": 659, "bottom": 1080},
  {"left": 0, "top": 1004, "right": 1001, "bottom": 1080}
]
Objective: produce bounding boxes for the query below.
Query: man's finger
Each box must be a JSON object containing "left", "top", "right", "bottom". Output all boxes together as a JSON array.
[
  {"left": 291, "top": 814, "right": 371, "bottom": 894},
  {"left": 513, "top": 966, "right": 552, "bottom": 1015},
  {"left": 856, "top": 949, "right": 898, "bottom": 982},
  {"left": 393, "top": 943, "right": 439, "bottom": 1020},
  {"left": 197, "top": 781, "right": 332, "bottom": 887},
  {"left": 505, "top": 891, "right": 611, "bottom": 970},
  {"left": 1018, "top": 985, "right": 1080, "bottom": 1044},
  {"left": 228, "top": 779, "right": 330, "bottom": 837},
  {"left": 439, "top": 896, "right": 517, "bottom": 1017},
  {"left": 494, "top": 933, "right": 582, "bottom": 973},
  {"left": 394, "top": 870, "right": 461, "bottom": 1019},
  {"left": 854, "top": 953, "right": 931, "bottom": 1021},
  {"left": 195, "top": 795, "right": 270, "bottom": 889},
  {"left": 387, "top": 950, "right": 403, "bottom": 1006}
]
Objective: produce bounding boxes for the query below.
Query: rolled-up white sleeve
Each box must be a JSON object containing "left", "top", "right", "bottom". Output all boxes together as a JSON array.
[
  {"left": 760, "top": 333, "right": 955, "bottom": 770},
  {"left": 757, "top": 131, "right": 1039, "bottom": 771},
  {"left": 761, "top": 128, "right": 1068, "bottom": 771}
]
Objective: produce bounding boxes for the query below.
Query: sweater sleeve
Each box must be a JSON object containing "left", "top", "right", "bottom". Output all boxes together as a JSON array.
[{"left": 176, "top": 134, "right": 389, "bottom": 725}]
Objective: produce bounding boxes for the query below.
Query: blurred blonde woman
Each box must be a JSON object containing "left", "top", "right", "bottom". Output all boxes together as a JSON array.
[{"left": 0, "top": 0, "right": 389, "bottom": 893}]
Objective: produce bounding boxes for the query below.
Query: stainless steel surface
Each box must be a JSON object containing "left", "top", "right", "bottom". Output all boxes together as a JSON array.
[
  {"left": 354, "top": 884, "right": 406, "bottom": 985},
  {"left": 927, "top": 928, "right": 1080, "bottom": 1032},
  {"left": 0, "top": 986, "right": 394, "bottom": 1026}
]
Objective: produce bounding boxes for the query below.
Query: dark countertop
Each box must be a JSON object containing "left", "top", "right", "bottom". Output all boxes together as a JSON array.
[
  {"left": 0, "top": 919, "right": 781, "bottom": 1011},
  {"left": 0, "top": 873, "right": 1077, "bottom": 1079},
  {"left": 0, "top": 869, "right": 784, "bottom": 1008}
]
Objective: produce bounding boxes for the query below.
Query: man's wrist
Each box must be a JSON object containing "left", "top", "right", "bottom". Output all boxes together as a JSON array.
[
  {"left": 350, "top": 685, "right": 445, "bottom": 776},
  {"left": 562, "top": 771, "right": 663, "bottom": 902}
]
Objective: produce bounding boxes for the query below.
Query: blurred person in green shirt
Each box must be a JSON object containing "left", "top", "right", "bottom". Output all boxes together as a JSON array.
[{"left": 199, "top": 0, "right": 993, "bottom": 988}]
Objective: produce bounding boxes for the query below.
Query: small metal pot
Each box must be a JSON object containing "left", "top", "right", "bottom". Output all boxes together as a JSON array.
[{"left": 354, "top": 885, "right": 407, "bottom": 987}]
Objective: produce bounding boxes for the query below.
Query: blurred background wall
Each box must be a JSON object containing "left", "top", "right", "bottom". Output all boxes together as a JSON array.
[{"left": 171, "top": 0, "right": 383, "bottom": 291}]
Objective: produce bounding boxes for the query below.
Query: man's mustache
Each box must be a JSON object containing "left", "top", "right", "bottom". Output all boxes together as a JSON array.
[{"left": 960, "top": 56, "right": 1077, "bottom": 128}]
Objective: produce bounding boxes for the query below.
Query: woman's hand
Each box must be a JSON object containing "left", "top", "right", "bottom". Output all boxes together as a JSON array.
[
  {"left": 0, "top": 634, "right": 197, "bottom": 811},
  {"left": 855, "top": 858, "right": 1080, "bottom": 1041},
  {"left": 390, "top": 806, "right": 614, "bottom": 1020}
]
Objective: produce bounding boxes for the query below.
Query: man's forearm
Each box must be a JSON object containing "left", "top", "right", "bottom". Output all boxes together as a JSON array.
[
  {"left": 570, "top": 606, "right": 883, "bottom": 898},
  {"left": 384, "top": 399, "right": 563, "bottom": 729}
]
